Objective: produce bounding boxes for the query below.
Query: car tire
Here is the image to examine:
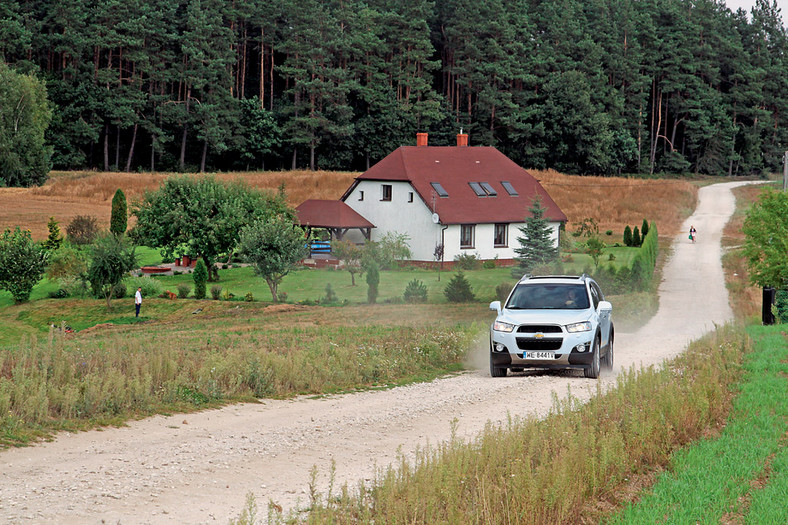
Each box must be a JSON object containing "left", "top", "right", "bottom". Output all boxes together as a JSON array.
[
  {"left": 603, "top": 333, "right": 614, "bottom": 370},
  {"left": 490, "top": 355, "right": 507, "bottom": 377},
  {"left": 584, "top": 337, "right": 601, "bottom": 379}
]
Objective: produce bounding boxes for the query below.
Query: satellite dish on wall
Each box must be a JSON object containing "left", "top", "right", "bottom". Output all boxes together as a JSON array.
[{"left": 432, "top": 213, "right": 440, "bottom": 224}]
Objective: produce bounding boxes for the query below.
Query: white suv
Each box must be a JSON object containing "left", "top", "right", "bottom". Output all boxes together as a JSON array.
[{"left": 488, "top": 275, "right": 614, "bottom": 379}]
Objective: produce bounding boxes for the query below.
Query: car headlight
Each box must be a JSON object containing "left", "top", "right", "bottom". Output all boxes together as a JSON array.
[
  {"left": 566, "top": 321, "right": 592, "bottom": 333},
  {"left": 493, "top": 320, "right": 515, "bottom": 332}
]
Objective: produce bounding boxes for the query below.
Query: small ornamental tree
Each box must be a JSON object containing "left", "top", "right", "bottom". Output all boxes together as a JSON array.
[
  {"left": 586, "top": 236, "right": 606, "bottom": 268},
  {"left": 742, "top": 188, "right": 788, "bottom": 288},
  {"left": 42, "top": 216, "right": 63, "bottom": 251},
  {"left": 193, "top": 258, "right": 208, "bottom": 299},
  {"left": 403, "top": 279, "right": 428, "bottom": 303},
  {"left": 0, "top": 227, "right": 49, "bottom": 303},
  {"left": 514, "top": 196, "right": 558, "bottom": 274},
  {"left": 632, "top": 226, "right": 641, "bottom": 247},
  {"left": 237, "top": 215, "right": 308, "bottom": 302},
  {"left": 333, "top": 239, "right": 364, "bottom": 286},
  {"left": 110, "top": 188, "right": 128, "bottom": 236},
  {"left": 623, "top": 225, "right": 633, "bottom": 246},
  {"left": 86, "top": 233, "right": 138, "bottom": 310},
  {"left": 444, "top": 271, "right": 475, "bottom": 302},
  {"left": 366, "top": 261, "right": 380, "bottom": 304},
  {"left": 641, "top": 218, "right": 649, "bottom": 239}
]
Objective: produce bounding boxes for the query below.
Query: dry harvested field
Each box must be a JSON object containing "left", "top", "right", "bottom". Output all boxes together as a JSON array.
[{"left": 0, "top": 169, "right": 696, "bottom": 240}]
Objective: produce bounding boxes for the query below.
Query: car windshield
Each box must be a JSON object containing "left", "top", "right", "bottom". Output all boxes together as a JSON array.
[{"left": 505, "top": 283, "right": 590, "bottom": 310}]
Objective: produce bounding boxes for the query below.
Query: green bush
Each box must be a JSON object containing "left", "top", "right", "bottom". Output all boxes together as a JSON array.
[
  {"left": 444, "top": 271, "right": 475, "bottom": 302},
  {"left": 244, "top": 291, "right": 254, "bottom": 302},
  {"left": 482, "top": 259, "right": 497, "bottom": 269},
  {"left": 453, "top": 252, "right": 482, "bottom": 270},
  {"left": 0, "top": 227, "right": 49, "bottom": 303},
  {"left": 403, "top": 279, "right": 428, "bottom": 303},
  {"left": 366, "top": 262, "right": 379, "bottom": 304},
  {"left": 66, "top": 215, "right": 99, "bottom": 245},
  {"left": 623, "top": 225, "right": 633, "bottom": 247},
  {"left": 211, "top": 285, "right": 222, "bottom": 300},
  {"left": 323, "top": 283, "right": 338, "bottom": 303},
  {"left": 774, "top": 290, "right": 788, "bottom": 323},
  {"left": 193, "top": 259, "right": 208, "bottom": 299},
  {"left": 177, "top": 283, "right": 191, "bottom": 299},
  {"left": 126, "top": 274, "right": 165, "bottom": 297}
]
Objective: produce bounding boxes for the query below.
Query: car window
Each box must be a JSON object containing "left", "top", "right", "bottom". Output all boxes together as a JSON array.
[
  {"left": 589, "top": 283, "right": 600, "bottom": 308},
  {"left": 591, "top": 281, "right": 604, "bottom": 302},
  {"left": 505, "top": 284, "right": 590, "bottom": 310}
]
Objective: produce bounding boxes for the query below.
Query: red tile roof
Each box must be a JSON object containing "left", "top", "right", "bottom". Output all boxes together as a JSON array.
[
  {"left": 341, "top": 146, "right": 567, "bottom": 225},
  {"left": 296, "top": 199, "right": 375, "bottom": 228}
]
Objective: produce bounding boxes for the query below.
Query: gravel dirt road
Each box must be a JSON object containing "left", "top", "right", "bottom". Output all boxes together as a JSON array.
[{"left": 0, "top": 181, "right": 751, "bottom": 524}]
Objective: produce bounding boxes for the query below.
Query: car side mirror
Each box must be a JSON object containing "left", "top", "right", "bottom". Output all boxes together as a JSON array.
[
  {"left": 598, "top": 300, "right": 612, "bottom": 312},
  {"left": 489, "top": 300, "right": 501, "bottom": 314}
]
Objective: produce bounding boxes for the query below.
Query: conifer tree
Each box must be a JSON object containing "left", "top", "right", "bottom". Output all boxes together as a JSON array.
[
  {"left": 110, "top": 188, "right": 127, "bottom": 236},
  {"left": 633, "top": 226, "right": 641, "bottom": 247},
  {"left": 623, "top": 225, "right": 633, "bottom": 247},
  {"left": 641, "top": 219, "right": 649, "bottom": 239},
  {"left": 514, "top": 196, "right": 558, "bottom": 274}
]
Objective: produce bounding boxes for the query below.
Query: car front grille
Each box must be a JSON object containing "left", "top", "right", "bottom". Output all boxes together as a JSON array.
[
  {"left": 517, "top": 324, "right": 562, "bottom": 333},
  {"left": 516, "top": 338, "right": 563, "bottom": 351}
]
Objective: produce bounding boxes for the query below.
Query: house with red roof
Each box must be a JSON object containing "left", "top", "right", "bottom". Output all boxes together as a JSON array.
[{"left": 297, "top": 132, "right": 566, "bottom": 265}]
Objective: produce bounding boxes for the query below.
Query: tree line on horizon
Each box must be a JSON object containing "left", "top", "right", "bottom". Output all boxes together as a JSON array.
[{"left": 1, "top": 0, "right": 787, "bottom": 181}]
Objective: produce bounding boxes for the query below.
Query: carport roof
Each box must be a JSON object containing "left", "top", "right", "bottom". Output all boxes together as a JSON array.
[{"left": 295, "top": 199, "right": 375, "bottom": 229}]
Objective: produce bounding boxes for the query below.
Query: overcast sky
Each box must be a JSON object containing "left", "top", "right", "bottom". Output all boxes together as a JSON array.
[{"left": 724, "top": 0, "right": 788, "bottom": 21}]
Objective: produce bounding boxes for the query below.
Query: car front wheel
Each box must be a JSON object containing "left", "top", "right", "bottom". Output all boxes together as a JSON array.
[
  {"left": 584, "top": 337, "right": 601, "bottom": 379},
  {"left": 490, "top": 353, "right": 507, "bottom": 377}
]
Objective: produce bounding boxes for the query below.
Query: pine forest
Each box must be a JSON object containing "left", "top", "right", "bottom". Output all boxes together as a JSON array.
[{"left": 1, "top": 0, "right": 787, "bottom": 178}]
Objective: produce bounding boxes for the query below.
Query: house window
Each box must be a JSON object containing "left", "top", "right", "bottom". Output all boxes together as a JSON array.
[
  {"left": 431, "top": 182, "right": 449, "bottom": 197},
  {"left": 494, "top": 224, "right": 508, "bottom": 247},
  {"left": 381, "top": 184, "right": 392, "bottom": 201},
  {"left": 501, "top": 181, "right": 518, "bottom": 196},
  {"left": 408, "top": 192, "right": 414, "bottom": 202},
  {"left": 358, "top": 190, "right": 364, "bottom": 201},
  {"left": 460, "top": 224, "right": 475, "bottom": 249}
]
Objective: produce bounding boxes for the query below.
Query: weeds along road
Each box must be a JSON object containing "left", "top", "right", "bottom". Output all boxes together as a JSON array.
[{"left": 0, "top": 181, "right": 752, "bottom": 524}]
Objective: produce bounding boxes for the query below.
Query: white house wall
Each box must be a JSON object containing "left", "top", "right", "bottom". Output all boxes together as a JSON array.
[{"left": 343, "top": 180, "right": 561, "bottom": 262}]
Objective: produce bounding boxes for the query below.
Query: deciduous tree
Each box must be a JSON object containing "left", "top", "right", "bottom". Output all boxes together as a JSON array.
[{"left": 0, "top": 227, "right": 49, "bottom": 303}]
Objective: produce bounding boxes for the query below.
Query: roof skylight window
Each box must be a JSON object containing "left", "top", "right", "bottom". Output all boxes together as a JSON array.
[
  {"left": 501, "top": 181, "right": 518, "bottom": 196},
  {"left": 431, "top": 182, "right": 449, "bottom": 197}
]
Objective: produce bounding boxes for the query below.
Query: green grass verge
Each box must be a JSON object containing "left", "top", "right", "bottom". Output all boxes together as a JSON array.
[{"left": 607, "top": 324, "right": 788, "bottom": 524}]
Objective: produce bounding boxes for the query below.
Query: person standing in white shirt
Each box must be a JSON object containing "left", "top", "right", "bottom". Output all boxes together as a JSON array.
[{"left": 135, "top": 287, "right": 142, "bottom": 317}]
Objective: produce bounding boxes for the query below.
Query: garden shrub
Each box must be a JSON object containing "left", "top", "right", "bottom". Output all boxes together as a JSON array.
[
  {"left": 444, "top": 272, "right": 475, "bottom": 302},
  {"left": 366, "top": 262, "right": 379, "bottom": 304},
  {"left": 211, "top": 285, "right": 222, "bottom": 300},
  {"left": 244, "top": 291, "right": 254, "bottom": 302},
  {"left": 66, "top": 215, "right": 99, "bottom": 245},
  {"left": 126, "top": 274, "right": 165, "bottom": 297},
  {"left": 323, "top": 283, "right": 338, "bottom": 303},
  {"left": 633, "top": 226, "right": 641, "bottom": 247},
  {"left": 177, "top": 283, "right": 191, "bottom": 299},
  {"left": 454, "top": 252, "right": 482, "bottom": 270},
  {"left": 482, "top": 259, "right": 497, "bottom": 269},
  {"left": 403, "top": 279, "right": 428, "bottom": 303},
  {"left": 193, "top": 259, "right": 208, "bottom": 299},
  {"left": 623, "top": 225, "right": 633, "bottom": 247}
]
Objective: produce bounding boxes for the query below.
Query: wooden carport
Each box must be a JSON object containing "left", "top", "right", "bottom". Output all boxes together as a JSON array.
[{"left": 295, "top": 199, "right": 374, "bottom": 242}]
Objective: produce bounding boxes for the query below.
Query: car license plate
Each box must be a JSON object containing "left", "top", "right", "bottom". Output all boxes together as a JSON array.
[{"left": 525, "top": 351, "right": 555, "bottom": 360}]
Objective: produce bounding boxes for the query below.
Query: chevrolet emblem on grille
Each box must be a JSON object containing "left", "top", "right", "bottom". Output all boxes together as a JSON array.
[{"left": 535, "top": 333, "right": 544, "bottom": 338}]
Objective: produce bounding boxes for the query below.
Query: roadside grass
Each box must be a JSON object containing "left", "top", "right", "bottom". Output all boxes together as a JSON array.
[
  {"left": 0, "top": 301, "right": 483, "bottom": 448},
  {"left": 607, "top": 325, "right": 788, "bottom": 524},
  {"left": 255, "top": 326, "right": 748, "bottom": 524}
]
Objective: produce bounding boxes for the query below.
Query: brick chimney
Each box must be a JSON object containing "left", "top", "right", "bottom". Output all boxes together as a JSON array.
[
  {"left": 416, "top": 132, "right": 428, "bottom": 147},
  {"left": 456, "top": 132, "right": 469, "bottom": 147}
]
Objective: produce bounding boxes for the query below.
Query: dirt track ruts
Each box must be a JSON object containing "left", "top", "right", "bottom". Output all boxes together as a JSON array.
[{"left": 0, "top": 181, "right": 750, "bottom": 524}]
